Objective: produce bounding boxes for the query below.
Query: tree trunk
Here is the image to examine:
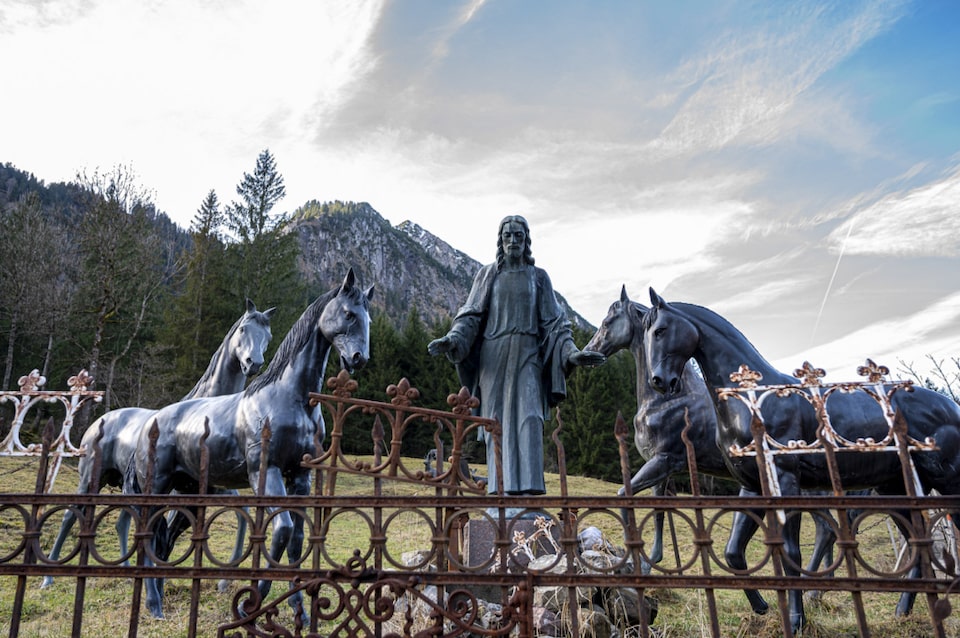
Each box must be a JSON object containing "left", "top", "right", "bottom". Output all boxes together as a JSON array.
[{"left": 2, "top": 316, "right": 17, "bottom": 390}]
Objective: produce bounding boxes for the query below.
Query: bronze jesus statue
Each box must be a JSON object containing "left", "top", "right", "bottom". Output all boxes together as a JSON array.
[{"left": 428, "top": 215, "right": 604, "bottom": 495}]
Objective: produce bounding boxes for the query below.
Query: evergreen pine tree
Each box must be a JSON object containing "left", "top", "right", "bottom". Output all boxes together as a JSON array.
[
  {"left": 163, "top": 190, "right": 236, "bottom": 395},
  {"left": 223, "top": 149, "right": 305, "bottom": 341}
]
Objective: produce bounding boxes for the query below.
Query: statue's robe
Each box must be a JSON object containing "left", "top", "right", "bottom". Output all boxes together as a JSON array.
[{"left": 443, "top": 263, "right": 576, "bottom": 494}]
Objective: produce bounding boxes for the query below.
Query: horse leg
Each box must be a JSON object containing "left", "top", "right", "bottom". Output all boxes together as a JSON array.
[
  {"left": 618, "top": 454, "right": 676, "bottom": 572},
  {"left": 40, "top": 506, "right": 79, "bottom": 589},
  {"left": 124, "top": 455, "right": 168, "bottom": 619},
  {"left": 781, "top": 503, "right": 805, "bottom": 631},
  {"left": 218, "top": 489, "right": 247, "bottom": 594},
  {"left": 648, "top": 481, "right": 667, "bottom": 568},
  {"left": 803, "top": 508, "right": 838, "bottom": 605},
  {"left": 116, "top": 509, "right": 133, "bottom": 567},
  {"left": 283, "top": 474, "right": 310, "bottom": 623},
  {"left": 888, "top": 505, "right": 925, "bottom": 617},
  {"left": 726, "top": 488, "right": 769, "bottom": 615},
  {"left": 253, "top": 467, "right": 292, "bottom": 602}
]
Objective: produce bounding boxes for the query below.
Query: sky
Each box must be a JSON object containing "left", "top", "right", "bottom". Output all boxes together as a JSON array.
[{"left": 3, "top": 0, "right": 960, "bottom": 385}]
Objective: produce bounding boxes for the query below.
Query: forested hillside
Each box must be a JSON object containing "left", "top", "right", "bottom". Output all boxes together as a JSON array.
[{"left": 0, "top": 154, "right": 640, "bottom": 483}]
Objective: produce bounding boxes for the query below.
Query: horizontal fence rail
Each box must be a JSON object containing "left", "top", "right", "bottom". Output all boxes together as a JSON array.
[{"left": 1, "top": 372, "right": 959, "bottom": 637}]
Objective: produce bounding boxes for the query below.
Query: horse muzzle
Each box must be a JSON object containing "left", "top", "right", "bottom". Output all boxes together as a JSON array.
[
  {"left": 650, "top": 371, "right": 682, "bottom": 395},
  {"left": 243, "top": 358, "right": 264, "bottom": 377},
  {"left": 340, "top": 352, "right": 368, "bottom": 374}
]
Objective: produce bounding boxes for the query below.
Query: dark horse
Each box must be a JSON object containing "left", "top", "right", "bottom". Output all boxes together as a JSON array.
[
  {"left": 586, "top": 286, "right": 857, "bottom": 600},
  {"left": 641, "top": 288, "right": 960, "bottom": 631},
  {"left": 42, "top": 299, "right": 274, "bottom": 590},
  {"left": 125, "top": 269, "right": 373, "bottom": 619}
]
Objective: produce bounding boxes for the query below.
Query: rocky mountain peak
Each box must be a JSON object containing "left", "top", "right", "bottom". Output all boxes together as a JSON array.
[{"left": 291, "top": 202, "right": 592, "bottom": 331}]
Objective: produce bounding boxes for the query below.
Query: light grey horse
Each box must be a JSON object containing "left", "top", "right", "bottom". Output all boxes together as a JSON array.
[
  {"left": 41, "top": 299, "right": 274, "bottom": 590},
  {"left": 126, "top": 268, "right": 372, "bottom": 619}
]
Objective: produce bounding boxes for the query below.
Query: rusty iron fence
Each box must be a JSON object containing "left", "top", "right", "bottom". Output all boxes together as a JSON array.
[
  {"left": 0, "top": 369, "right": 102, "bottom": 493},
  {"left": 2, "top": 368, "right": 960, "bottom": 637}
]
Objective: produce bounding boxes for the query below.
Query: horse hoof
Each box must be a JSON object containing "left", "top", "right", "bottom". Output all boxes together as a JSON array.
[
  {"left": 791, "top": 614, "right": 806, "bottom": 633},
  {"left": 217, "top": 579, "right": 230, "bottom": 594},
  {"left": 752, "top": 601, "right": 769, "bottom": 615},
  {"left": 803, "top": 590, "right": 824, "bottom": 606},
  {"left": 39, "top": 576, "right": 53, "bottom": 590}
]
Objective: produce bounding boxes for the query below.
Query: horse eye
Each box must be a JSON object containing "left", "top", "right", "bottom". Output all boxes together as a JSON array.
[
  {"left": 239, "top": 327, "right": 245, "bottom": 334},
  {"left": 654, "top": 327, "right": 665, "bottom": 338},
  {"left": 345, "top": 311, "right": 356, "bottom": 322}
]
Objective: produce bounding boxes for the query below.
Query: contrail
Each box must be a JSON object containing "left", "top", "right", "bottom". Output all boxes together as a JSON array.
[{"left": 811, "top": 217, "right": 856, "bottom": 348}]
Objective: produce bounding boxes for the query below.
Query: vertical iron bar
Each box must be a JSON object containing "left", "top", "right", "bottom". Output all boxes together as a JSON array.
[
  {"left": 70, "top": 421, "right": 106, "bottom": 637},
  {"left": 682, "top": 411, "right": 721, "bottom": 638},
  {"left": 186, "top": 418, "right": 211, "bottom": 638},
  {"left": 10, "top": 419, "right": 53, "bottom": 637},
  {"left": 812, "top": 389, "right": 871, "bottom": 637},
  {"left": 614, "top": 411, "right": 649, "bottom": 638}
]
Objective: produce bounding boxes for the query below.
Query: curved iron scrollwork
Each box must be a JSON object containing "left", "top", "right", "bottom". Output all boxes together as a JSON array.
[{"left": 217, "top": 550, "right": 521, "bottom": 637}]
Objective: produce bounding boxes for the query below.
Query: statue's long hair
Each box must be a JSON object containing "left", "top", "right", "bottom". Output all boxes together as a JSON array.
[{"left": 495, "top": 215, "right": 535, "bottom": 271}]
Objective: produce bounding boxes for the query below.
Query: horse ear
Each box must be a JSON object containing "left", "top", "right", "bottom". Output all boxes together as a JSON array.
[
  {"left": 649, "top": 287, "right": 666, "bottom": 308},
  {"left": 246, "top": 298, "right": 256, "bottom": 313},
  {"left": 620, "top": 285, "right": 629, "bottom": 303},
  {"left": 363, "top": 285, "right": 375, "bottom": 302},
  {"left": 341, "top": 268, "right": 356, "bottom": 292},
  {"left": 263, "top": 306, "right": 277, "bottom": 319}
]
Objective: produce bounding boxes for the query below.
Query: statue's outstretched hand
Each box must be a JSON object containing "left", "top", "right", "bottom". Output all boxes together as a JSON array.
[
  {"left": 428, "top": 336, "right": 454, "bottom": 356},
  {"left": 569, "top": 350, "right": 606, "bottom": 368}
]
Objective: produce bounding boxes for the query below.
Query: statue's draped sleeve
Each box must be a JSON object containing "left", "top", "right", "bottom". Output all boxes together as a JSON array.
[{"left": 535, "top": 267, "right": 578, "bottom": 409}]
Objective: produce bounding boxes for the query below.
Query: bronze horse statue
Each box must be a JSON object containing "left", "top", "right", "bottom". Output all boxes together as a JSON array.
[
  {"left": 42, "top": 299, "right": 274, "bottom": 590},
  {"left": 125, "top": 269, "right": 373, "bottom": 619},
  {"left": 641, "top": 288, "right": 960, "bottom": 631},
  {"left": 586, "top": 285, "right": 859, "bottom": 600}
]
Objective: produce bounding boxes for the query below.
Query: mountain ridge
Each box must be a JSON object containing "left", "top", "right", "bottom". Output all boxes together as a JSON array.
[{"left": 290, "top": 199, "right": 592, "bottom": 331}]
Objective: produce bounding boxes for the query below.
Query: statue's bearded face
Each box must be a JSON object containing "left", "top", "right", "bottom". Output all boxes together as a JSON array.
[{"left": 500, "top": 221, "right": 526, "bottom": 258}]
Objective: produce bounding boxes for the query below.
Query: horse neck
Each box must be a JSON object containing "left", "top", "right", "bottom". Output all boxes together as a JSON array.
[
  {"left": 676, "top": 302, "right": 788, "bottom": 393},
  {"left": 628, "top": 318, "right": 659, "bottom": 405},
  {"left": 182, "top": 336, "right": 243, "bottom": 400}
]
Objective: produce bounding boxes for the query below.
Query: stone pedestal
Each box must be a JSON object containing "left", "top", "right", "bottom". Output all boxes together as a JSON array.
[{"left": 462, "top": 515, "right": 560, "bottom": 603}]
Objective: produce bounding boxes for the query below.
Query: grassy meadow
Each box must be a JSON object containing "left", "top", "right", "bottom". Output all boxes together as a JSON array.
[{"left": 1, "top": 455, "right": 957, "bottom": 637}]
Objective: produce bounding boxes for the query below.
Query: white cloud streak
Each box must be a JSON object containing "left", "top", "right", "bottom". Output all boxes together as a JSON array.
[{"left": 831, "top": 164, "right": 960, "bottom": 257}]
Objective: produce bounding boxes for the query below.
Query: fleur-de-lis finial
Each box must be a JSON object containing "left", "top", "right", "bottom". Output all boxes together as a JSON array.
[
  {"left": 386, "top": 378, "right": 420, "bottom": 406},
  {"left": 18, "top": 370, "right": 46, "bottom": 392},
  {"left": 448, "top": 386, "right": 480, "bottom": 416},
  {"left": 326, "top": 369, "right": 358, "bottom": 398},
  {"left": 730, "top": 365, "right": 763, "bottom": 389},
  {"left": 793, "top": 361, "right": 826, "bottom": 387},
  {"left": 857, "top": 359, "right": 889, "bottom": 384},
  {"left": 68, "top": 369, "right": 95, "bottom": 392}
]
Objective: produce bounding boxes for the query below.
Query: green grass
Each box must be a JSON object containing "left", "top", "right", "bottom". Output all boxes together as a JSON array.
[{"left": 1, "top": 456, "right": 958, "bottom": 637}]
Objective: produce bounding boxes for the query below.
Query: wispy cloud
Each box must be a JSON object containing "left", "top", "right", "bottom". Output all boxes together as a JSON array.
[
  {"left": 431, "top": 0, "right": 487, "bottom": 61},
  {"left": 831, "top": 163, "right": 960, "bottom": 257},
  {"left": 776, "top": 290, "right": 960, "bottom": 378},
  {"left": 651, "top": 1, "right": 908, "bottom": 155}
]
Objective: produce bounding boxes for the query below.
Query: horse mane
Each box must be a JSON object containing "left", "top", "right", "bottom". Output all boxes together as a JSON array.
[
  {"left": 182, "top": 309, "right": 266, "bottom": 400},
  {"left": 646, "top": 300, "right": 784, "bottom": 381},
  {"left": 244, "top": 287, "right": 339, "bottom": 395}
]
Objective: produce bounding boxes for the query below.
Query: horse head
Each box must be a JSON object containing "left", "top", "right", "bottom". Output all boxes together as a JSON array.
[
  {"left": 644, "top": 288, "right": 699, "bottom": 395},
  {"left": 586, "top": 284, "right": 647, "bottom": 357},
  {"left": 233, "top": 298, "right": 276, "bottom": 377},
  {"left": 321, "top": 268, "right": 374, "bottom": 374}
]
